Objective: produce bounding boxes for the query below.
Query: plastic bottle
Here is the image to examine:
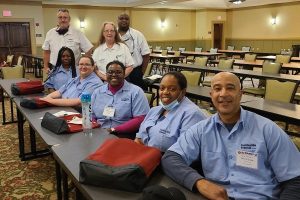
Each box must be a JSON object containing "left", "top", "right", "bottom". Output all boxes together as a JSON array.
[{"left": 81, "top": 92, "right": 92, "bottom": 135}]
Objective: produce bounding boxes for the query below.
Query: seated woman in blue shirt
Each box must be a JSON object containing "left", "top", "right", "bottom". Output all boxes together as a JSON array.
[
  {"left": 40, "top": 56, "right": 103, "bottom": 106},
  {"left": 135, "top": 71, "right": 207, "bottom": 152},
  {"left": 91, "top": 60, "right": 150, "bottom": 138},
  {"left": 44, "top": 47, "right": 77, "bottom": 93}
]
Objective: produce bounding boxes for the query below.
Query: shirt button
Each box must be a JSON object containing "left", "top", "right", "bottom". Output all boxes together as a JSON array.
[
  {"left": 231, "top": 173, "right": 234, "bottom": 176},
  {"left": 234, "top": 189, "right": 238, "bottom": 192},
  {"left": 229, "top": 155, "right": 233, "bottom": 159}
]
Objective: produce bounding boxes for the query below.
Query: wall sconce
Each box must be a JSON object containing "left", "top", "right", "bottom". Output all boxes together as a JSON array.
[
  {"left": 80, "top": 20, "right": 86, "bottom": 28},
  {"left": 161, "top": 21, "right": 166, "bottom": 28},
  {"left": 271, "top": 17, "right": 277, "bottom": 25}
]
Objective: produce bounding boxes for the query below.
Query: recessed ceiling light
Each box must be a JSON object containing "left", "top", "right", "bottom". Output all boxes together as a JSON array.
[{"left": 229, "top": 0, "right": 245, "bottom": 5}]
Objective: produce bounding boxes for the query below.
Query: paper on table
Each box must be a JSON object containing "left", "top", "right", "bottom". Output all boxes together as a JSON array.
[
  {"left": 146, "top": 74, "right": 162, "bottom": 80},
  {"left": 68, "top": 116, "right": 82, "bottom": 125}
]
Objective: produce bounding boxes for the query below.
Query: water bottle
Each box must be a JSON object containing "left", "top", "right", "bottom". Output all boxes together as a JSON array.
[{"left": 81, "top": 92, "right": 92, "bottom": 135}]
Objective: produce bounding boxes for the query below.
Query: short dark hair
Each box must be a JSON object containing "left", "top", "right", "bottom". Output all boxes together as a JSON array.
[
  {"left": 106, "top": 60, "right": 126, "bottom": 71},
  {"left": 80, "top": 55, "right": 95, "bottom": 66},
  {"left": 161, "top": 71, "right": 187, "bottom": 90}
]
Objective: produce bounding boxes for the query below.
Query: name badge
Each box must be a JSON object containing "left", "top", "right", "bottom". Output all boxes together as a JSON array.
[
  {"left": 103, "top": 106, "right": 115, "bottom": 117},
  {"left": 236, "top": 150, "right": 258, "bottom": 169}
]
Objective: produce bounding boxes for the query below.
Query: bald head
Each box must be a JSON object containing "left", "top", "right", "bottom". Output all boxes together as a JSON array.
[
  {"left": 211, "top": 72, "right": 241, "bottom": 90},
  {"left": 210, "top": 72, "right": 242, "bottom": 123}
]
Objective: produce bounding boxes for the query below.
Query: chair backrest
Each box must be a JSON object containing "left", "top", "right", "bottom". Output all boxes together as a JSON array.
[
  {"left": 241, "top": 46, "right": 251, "bottom": 52},
  {"left": 218, "top": 59, "right": 234, "bottom": 69},
  {"left": 161, "top": 50, "right": 168, "bottom": 56},
  {"left": 180, "top": 70, "right": 201, "bottom": 86},
  {"left": 265, "top": 80, "right": 297, "bottom": 103},
  {"left": 178, "top": 47, "right": 186, "bottom": 52},
  {"left": 244, "top": 53, "right": 257, "bottom": 62},
  {"left": 227, "top": 45, "right": 235, "bottom": 50},
  {"left": 144, "top": 63, "right": 153, "bottom": 77},
  {"left": 174, "top": 51, "right": 181, "bottom": 56},
  {"left": 262, "top": 61, "right": 281, "bottom": 73},
  {"left": 280, "top": 49, "right": 292, "bottom": 55},
  {"left": 2, "top": 66, "right": 24, "bottom": 79},
  {"left": 16, "top": 55, "right": 23, "bottom": 66},
  {"left": 144, "top": 91, "right": 155, "bottom": 107},
  {"left": 210, "top": 48, "right": 218, "bottom": 53},
  {"left": 166, "top": 46, "right": 173, "bottom": 51},
  {"left": 195, "top": 47, "right": 202, "bottom": 52},
  {"left": 6, "top": 55, "right": 14, "bottom": 66},
  {"left": 275, "top": 55, "right": 291, "bottom": 64},
  {"left": 155, "top": 46, "right": 161, "bottom": 50},
  {"left": 194, "top": 57, "right": 208, "bottom": 66}
]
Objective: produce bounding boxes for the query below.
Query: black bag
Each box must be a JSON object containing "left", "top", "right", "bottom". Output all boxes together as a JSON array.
[{"left": 41, "top": 112, "right": 69, "bottom": 134}]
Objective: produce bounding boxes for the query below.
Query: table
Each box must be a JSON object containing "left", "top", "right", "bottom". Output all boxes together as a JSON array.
[
  {"left": 13, "top": 97, "right": 78, "bottom": 161},
  {"left": 257, "top": 55, "right": 300, "bottom": 62},
  {"left": 169, "top": 63, "right": 300, "bottom": 86},
  {"left": 150, "top": 53, "right": 185, "bottom": 64},
  {"left": 241, "top": 98, "right": 300, "bottom": 134},
  {"left": 0, "top": 78, "right": 28, "bottom": 124},
  {"left": 217, "top": 49, "right": 252, "bottom": 58},
  {"left": 51, "top": 128, "right": 206, "bottom": 200}
]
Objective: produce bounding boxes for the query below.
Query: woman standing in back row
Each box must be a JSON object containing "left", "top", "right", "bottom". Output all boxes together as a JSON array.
[{"left": 92, "top": 22, "right": 134, "bottom": 81}]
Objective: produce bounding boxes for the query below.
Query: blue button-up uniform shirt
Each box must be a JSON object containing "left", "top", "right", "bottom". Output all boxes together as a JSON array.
[
  {"left": 91, "top": 81, "right": 150, "bottom": 128},
  {"left": 58, "top": 72, "right": 103, "bottom": 99},
  {"left": 169, "top": 108, "right": 300, "bottom": 199},
  {"left": 44, "top": 65, "right": 78, "bottom": 90},
  {"left": 136, "top": 97, "right": 207, "bottom": 152}
]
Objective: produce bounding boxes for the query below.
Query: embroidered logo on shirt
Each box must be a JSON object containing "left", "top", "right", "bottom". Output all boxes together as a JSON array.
[{"left": 240, "top": 144, "right": 256, "bottom": 151}]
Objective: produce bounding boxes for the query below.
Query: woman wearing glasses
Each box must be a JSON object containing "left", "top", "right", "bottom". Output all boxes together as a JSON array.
[
  {"left": 135, "top": 71, "right": 207, "bottom": 152},
  {"left": 92, "top": 22, "right": 134, "bottom": 81},
  {"left": 40, "top": 56, "right": 103, "bottom": 106},
  {"left": 91, "top": 60, "right": 149, "bottom": 139}
]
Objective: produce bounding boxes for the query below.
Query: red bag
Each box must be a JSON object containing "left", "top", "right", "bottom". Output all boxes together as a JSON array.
[
  {"left": 20, "top": 97, "right": 53, "bottom": 109},
  {"left": 79, "top": 138, "right": 162, "bottom": 192},
  {"left": 62, "top": 114, "right": 100, "bottom": 133},
  {"left": 11, "top": 80, "right": 44, "bottom": 95}
]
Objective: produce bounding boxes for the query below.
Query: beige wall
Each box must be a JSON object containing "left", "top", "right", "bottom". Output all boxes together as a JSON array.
[
  {"left": 227, "top": 3, "right": 300, "bottom": 39},
  {"left": 1, "top": 2, "right": 300, "bottom": 54},
  {"left": 131, "top": 9, "right": 196, "bottom": 41}
]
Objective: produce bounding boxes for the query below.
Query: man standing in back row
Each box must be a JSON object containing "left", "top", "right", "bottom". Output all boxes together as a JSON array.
[
  {"left": 117, "top": 13, "right": 150, "bottom": 90},
  {"left": 43, "top": 8, "right": 93, "bottom": 72}
]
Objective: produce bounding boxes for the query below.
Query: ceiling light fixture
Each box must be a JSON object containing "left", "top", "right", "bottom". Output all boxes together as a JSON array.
[{"left": 229, "top": 0, "right": 245, "bottom": 5}]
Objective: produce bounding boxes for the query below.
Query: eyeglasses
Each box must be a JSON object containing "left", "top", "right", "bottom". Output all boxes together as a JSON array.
[
  {"left": 107, "top": 70, "right": 123, "bottom": 76},
  {"left": 79, "top": 63, "right": 92, "bottom": 67},
  {"left": 58, "top": 16, "right": 69, "bottom": 20},
  {"left": 103, "top": 30, "right": 115, "bottom": 34}
]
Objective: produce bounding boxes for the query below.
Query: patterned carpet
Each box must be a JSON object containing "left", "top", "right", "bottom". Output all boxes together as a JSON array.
[
  {"left": 0, "top": 91, "right": 299, "bottom": 199},
  {"left": 0, "top": 99, "right": 57, "bottom": 200}
]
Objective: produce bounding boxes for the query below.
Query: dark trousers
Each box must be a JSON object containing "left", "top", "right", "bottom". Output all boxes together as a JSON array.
[{"left": 127, "top": 65, "right": 147, "bottom": 91}]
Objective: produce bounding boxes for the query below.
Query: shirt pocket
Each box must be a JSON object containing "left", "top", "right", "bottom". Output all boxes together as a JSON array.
[
  {"left": 115, "top": 97, "right": 131, "bottom": 119},
  {"left": 202, "top": 151, "right": 228, "bottom": 181}
]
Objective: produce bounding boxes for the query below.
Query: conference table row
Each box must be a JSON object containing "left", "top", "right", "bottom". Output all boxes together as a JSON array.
[
  {"left": 168, "top": 63, "right": 300, "bottom": 86},
  {"left": 1, "top": 78, "right": 300, "bottom": 200},
  {"left": 0, "top": 78, "right": 206, "bottom": 200}
]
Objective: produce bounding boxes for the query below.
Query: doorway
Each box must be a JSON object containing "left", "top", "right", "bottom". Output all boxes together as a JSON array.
[
  {"left": 0, "top": 22, "right": 32, "bottom": 64},
  {"left": 212, "top": 22, "right": 224, "bottom": 50}
]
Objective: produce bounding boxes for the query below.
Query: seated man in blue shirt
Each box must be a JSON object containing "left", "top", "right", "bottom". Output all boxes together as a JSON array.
[
  {"left": 162, "top": 72, "right": 300, "bottom": 200},
  {"left": 41, "top": 56, "right": 103, "bottom": 106}
]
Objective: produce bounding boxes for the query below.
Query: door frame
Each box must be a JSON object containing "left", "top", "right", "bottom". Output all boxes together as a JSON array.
[
  {"left": 0, "top": 18, "right": 36, "bottom": 55},
  {"left": 211, "top": 21, "right": 225, "bottom": 50}
]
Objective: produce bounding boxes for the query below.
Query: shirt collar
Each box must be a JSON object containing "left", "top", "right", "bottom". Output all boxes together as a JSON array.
[{"left": 214, "top": 107, "right": 246, "bottom": 132}]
